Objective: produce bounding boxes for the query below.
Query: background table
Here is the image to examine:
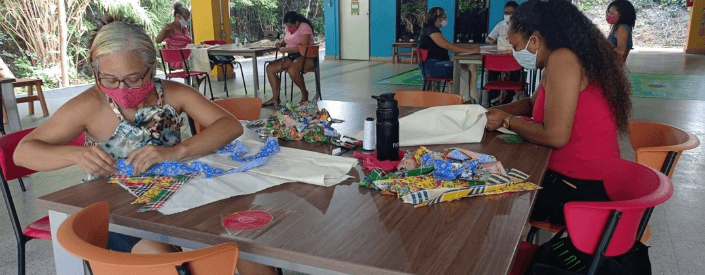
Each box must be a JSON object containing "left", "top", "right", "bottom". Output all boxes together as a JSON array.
[
  {"left": 207, "top": 45, "right": 278, "bottom": 97},
  {"left": 1, "top": 77, "right": 22, "bottom": 132},
  {"left": 38, "top": 100, "right": 551, "bottom": 275},
  {"left": 452, "top": 45, "right": 512, "bottom": 103}
]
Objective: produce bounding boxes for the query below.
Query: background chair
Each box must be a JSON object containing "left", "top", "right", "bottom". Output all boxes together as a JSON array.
[
  {"left": 511, "top": 159, "right": 674, "bottom": 275},
  {"left": 194, "top": 97, "right": 263, "bottom": 133},
  {"left": 1, "top": 128, "right": 85, "bottom": 275},
  {"left": 394, "top": 90, "right": 463, "bottom": 107},
  {"left": 287, "top": 45, "right": 323, "bottom": 102},
  {"left": 202, "top": 40, "right": 248, "bottom": 97},
  {"left": 57, "top": 201, "right": 239, "bottom": 275},
  {"left": 159, "top": 48, "right": 215, "bottom": 100},
  {"left": 480, "top": 54, "right": 525, "bottom": 106},
  {"left": 417, "top": 48, "right": 453, "bottom": 92}
]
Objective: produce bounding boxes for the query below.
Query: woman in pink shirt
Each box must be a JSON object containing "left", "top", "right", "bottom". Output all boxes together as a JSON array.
[
  {"left": 263, "top": 11, "right": 316, "bottom": 106},
  {"left": 485, "top": 0, "right": 632, "bottom": 225}
]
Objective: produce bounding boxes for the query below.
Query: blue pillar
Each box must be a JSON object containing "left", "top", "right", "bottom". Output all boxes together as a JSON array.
[
  {"left": 370, "top": 2, "right": 397, "bottom": 58},
  {"left": 324, "top": 0, "right": 340, "bottom": 58}
]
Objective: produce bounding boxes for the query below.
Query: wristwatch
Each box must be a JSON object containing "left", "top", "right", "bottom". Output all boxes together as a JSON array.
[{"left": 502, "top": 115, "right": 513, "bottom": 129}]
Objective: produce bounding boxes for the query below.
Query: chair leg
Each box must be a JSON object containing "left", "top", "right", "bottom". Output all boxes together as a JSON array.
[
  {"left": 207, "top": 75, "right": 214, "bottom": 100},
  {"left": 220, "top": 64, "right": 229, "bottom": 98},
  {"left": 36, "top": 84, "right": 49, "bottom": 117},
  {"left": 237, "top": 62, "right": 247, "bottom": 95},
  {"left": 18, "top": 178, "right": 26, "bottom": 192},
  {"left": 314, "top": 68, "right": 322, "bottom": 100},
  {"left": 27, "top": 85, "right": 34, "bottom": 115},
  {"left": 18, "top": 241, "right": 26, "bottom": 275}
]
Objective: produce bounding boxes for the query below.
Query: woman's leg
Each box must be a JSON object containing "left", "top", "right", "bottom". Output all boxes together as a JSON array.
[
  {"left": 530, "top": 170, "right": 610, "bottom": 225},
  {"left": 287, "top": 57, "right": 316, "bottom": 103},
  {"left": 131, "top": 239, "right": 180, "bottom": 254},
  {"left": 264, "top": 58, "right": 293, "bottom": 105}
]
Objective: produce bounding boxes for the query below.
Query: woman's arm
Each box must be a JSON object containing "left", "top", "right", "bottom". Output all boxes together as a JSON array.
[
  {"left": 126, "top": 81, "right": 243, "bottom": 174},
  {"left": 14, "top": 89, "right": 118, "bottom": 175},
  {"left": 155, "top": 25, "right": 175, "bottom": 44},
  {"left": 487, "top": 49, "right": 583, "bottom": 148},
  {"left": 429, "top": 33, "right": 479, "bottom": 54},
  {"left": 612, "top": 25, "right": 629, "bottom": 60}
]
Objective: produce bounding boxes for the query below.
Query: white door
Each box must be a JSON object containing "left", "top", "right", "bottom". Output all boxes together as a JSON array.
[{"left": 340, "top": 0, "right": 370, "bottom": 60}]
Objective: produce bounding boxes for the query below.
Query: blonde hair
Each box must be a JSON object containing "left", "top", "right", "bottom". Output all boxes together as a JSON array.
[{"left": 88, "top": 14, "right": 157, "bottom": 73}]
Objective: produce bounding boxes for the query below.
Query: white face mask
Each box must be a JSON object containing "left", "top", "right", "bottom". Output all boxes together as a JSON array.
[
  {"left": 180, "top": 19, "right": 189, "bottom": 28},
  {"left": 512, "top": 36, "right": 538, "bottom": 70},
  {"left": 441, "top": 20, "right": 448, "bottom": 28},
  {"left": 504, "top": 14, "right": 511, "bottom": 22}
]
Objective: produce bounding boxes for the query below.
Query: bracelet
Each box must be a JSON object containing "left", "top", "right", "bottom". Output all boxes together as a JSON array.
[{"left": 502, "top": 115, "right": 513, "bottom": 129}]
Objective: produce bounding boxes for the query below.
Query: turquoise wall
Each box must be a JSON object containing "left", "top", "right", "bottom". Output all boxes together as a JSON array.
[{"left": 370, "top": 1, "right": 397, "bottom": 58}]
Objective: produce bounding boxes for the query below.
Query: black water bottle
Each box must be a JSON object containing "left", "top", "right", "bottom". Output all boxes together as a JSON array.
[{"left": 372, "top": 93, "right": 400, "bottom": 161}]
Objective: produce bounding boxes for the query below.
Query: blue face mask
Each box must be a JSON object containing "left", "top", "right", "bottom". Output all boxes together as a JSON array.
[{"left": 512, "top": 36, "right": 537, "bottom": 70}]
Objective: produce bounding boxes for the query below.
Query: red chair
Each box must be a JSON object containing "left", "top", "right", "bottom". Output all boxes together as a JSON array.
[
  {"left": 0, "top": 128, "right": 85, "bottom": 275},
  {"left": 480, "top": 54, "right": 525, "bottom": 106},
  {"left": 159, "top": 48, "right": 215, "bottom": 100},
  {"left": 202, "top": 40, "right": 248, "bottom": 97},
  {"left": 417, "top": 48, "right": 453, "bottom": 92},
  {"left": 511, "top": 159, "right": 674, "bottom": 275}
]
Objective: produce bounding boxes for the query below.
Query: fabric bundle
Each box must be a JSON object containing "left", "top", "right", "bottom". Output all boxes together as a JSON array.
[{"left": 263, "top": 101, "right": 340, "bottom": 143}]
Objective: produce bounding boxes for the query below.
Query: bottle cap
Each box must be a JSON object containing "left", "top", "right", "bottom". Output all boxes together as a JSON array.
[{"left": 372, "top": 93, "right": 397, "bottom": 109}]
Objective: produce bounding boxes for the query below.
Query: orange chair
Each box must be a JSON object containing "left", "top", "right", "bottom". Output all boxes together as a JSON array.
[
  {"left": 627, "top": 120, "right": 700, "bottom": 242},
  {"left": 57, "top": 201, "right": 239, "bottom": 275},
  {"left": 194, "top": 97, "right": 263, "bottom": 133},
  {"left": 394, "top": 90, "right": 463, "bottom": 107}
]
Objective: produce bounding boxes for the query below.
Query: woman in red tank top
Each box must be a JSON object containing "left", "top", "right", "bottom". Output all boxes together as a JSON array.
[
  {"left": 484, "top": 0, "right": 632, "bottom": 225},
  {"left": 156, "top": 2, "right": 193, "bottom": 70}
]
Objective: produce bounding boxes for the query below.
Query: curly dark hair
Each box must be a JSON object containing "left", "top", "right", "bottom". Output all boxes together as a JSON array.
[
  {"left": 284, "top": 11, "right": 315, "bottom": 35},
  {"left": 425, "top": 7, "right": 446, "bottom": 27},
  {"left": 608, "top": 0, "right": 636, "bottom": 31},
  {"left": 510, "top": 0, "right": 631, "bottom": 133}
]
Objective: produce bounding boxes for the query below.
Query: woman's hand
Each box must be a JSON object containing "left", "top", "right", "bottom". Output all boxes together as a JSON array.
[
  {"left": 126, "top": 145, "right": 184, "bottom": 175},
  {"left": 71, "top": 146, "right": 118, "bottom": 176},
  {"left": 485, "top": 109, "right": 512, "bottom": 131}
]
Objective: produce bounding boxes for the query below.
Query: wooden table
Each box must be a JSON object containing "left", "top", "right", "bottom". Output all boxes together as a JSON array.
[
  {"left": 38, "top": 100, "right": 551, "bottom": 275},
  {"left": 392, "top": 42, "right": 418, "bottom": 64},
  {"left": 1, "top": 77, "right": 21, "bottom": 132},
  {"left": 207, "top": 44, "right": 278, "bottom": 97},
  {"left": 452, "top": 45, "right": 512, "bottom": 103}
]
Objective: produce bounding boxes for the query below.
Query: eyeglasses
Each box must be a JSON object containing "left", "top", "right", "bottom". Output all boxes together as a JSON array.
[{"left": 96, "top": 68, "right": 151, "bottom": 89}]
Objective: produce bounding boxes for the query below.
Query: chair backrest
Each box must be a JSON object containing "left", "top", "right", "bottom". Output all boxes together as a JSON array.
[
  {"left": 0, "top": 128, "right": 85, "bottom": 181},
  {"left": 564, "top": 159, "right": 673, "bottom": 257},
  {"left": 202, "top": 40, "right": 227, "bottom": 45},
  {"left": 394, "top": 90, "right": 463, "bottom": 107},
  {"left": 196, "top": 97, "right": 263, "bottom": 133},
  {"left": 417, "top": 48, "right": 429, "bottom": 62},
  {"left": 159, "top": 49, "right": 191, "bottom": 66},
  {"left": 299, "top": 45, "right": 320, "bottom": 58},
  {"left": 57, "top": 201, "right": 239, "bottom": 275},
  {"left": 483, "top": 54, "right": 522, "bottom": 72},
  {"left": 628, "top": 120, "right": 700, "bottom": 178}
]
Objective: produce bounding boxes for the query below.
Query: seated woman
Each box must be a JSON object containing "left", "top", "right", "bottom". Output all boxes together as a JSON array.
[
  {"left": 485, "top": 0, "right": 632, "bottom": 225},
  {"left": 14, "top": 15, "right": 276, "bottom": 275},
  {"left": 606, "top": 0, "right": 636, "bottom": 62},
  {"left": 264, "top": 11, "right": 317, "bottom": 106},
  {"left": 417, "top": 7, "right": 479, "bottom": 80}
]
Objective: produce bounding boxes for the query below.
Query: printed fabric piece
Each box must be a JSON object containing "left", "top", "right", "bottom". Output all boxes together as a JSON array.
[
  {"left": 109, "top": 174, "right": 195, "bottom": 212},
  {"left": 409, "top": 182, "right": 541, "bottom": 208},
  {"left": 261, "top": 101, "right": 340, "bottom": 143},
  {"left": 115, "top": 138, "right": 280, "bottom": 178}
]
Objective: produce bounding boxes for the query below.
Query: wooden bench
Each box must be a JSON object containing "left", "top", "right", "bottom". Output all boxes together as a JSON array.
[{"left": 392, "top": 42, "right": 419, "bottom": 64}]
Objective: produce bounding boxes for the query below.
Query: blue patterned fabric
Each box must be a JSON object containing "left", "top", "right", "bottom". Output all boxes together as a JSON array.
[
  {"left": 115, "top": 138, "right": 280, "bottom": 178},
  {"left": 420, "top": 150, "right": 496, "bottom": 181}
]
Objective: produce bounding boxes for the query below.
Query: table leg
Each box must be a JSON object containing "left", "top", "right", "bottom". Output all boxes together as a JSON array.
[
  {"left": 1, "top": 81, "right": 22, "bottom": 132},
  {"left": 452, "top": 59, "right": 461, "bottom": 95},
  {"left": 252, "top": 54, "right": 260, "bottom": 97},
  {"left": 469, "top": 64, "right": 480, "bottom": 103},
  {"left": 49, "top": 210, "right": 85, "bottom": 275}
]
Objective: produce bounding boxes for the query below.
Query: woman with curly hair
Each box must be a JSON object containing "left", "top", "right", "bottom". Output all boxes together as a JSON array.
[
  {"left": 485, "top": 0, "right": 632, "bottom": 225},
  {"left": 606, "top": 0, "right": 636, "bottom": 62}
]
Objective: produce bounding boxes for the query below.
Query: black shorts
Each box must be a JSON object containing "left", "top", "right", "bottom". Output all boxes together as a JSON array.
[
  {"left": 107, "top": 232, "right": 141, "bottom": 252},
  {"left": 530, "top": 169, "right": 611, "bottom": 225},
  {"left": 287, "top": 53, "right": 319, "bottom": 67}
]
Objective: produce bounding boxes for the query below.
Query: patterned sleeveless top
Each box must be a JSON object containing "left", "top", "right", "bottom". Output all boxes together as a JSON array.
[
  {"left": 86, "top": 79, "right": 183, "bottom": 159},
  {"left": 164, "top": 27, "right": 193, "bottom": 70}
]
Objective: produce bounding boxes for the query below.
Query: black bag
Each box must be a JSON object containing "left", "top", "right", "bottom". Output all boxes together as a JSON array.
[{"left": 527, "top": 230, "right": 651, "bottom": 275}]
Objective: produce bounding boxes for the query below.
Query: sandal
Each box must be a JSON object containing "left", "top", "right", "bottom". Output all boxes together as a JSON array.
[{"left": 262, "top": 98, "right": 280, "bottom": 107}]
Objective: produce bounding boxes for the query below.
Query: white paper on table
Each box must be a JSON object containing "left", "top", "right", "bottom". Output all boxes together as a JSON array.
[
  {"left": 497, "top": 127, "right": 517, "bottom": 135},
  {"left": 189, "top": 47, "right": 213, "bottom": 73},
  {"left": 157, "top": 125, "right": 357, "bottom": 215}
]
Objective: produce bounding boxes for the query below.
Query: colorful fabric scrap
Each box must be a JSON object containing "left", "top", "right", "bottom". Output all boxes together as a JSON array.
[
  {"left": 262, "top": 101, "right": 341, "bottom": 143},
  {"left": 409, "top": 182, "right": 541, "bottom": 208},
  {"left": 114, "top": 138, "right": 280, "bottom": 178},
  {"left": 109, "top": 174, "right": 194, "bottom": 212}
]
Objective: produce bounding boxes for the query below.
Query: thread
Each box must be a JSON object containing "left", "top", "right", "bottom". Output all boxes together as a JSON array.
[{"left": 363, "top": 117, "right": 375, "bottom": 151}]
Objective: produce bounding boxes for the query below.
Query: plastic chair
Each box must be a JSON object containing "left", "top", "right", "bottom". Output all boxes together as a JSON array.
[
  {"left": 0, "top": 128, "right": 85, "bottom": 275},
  {"left": 394, "top": 90, "right": 463, "bottom": 107},
  {"left": 511, "top": 159, "right": 674, "bottom": 275},
  {"left": 194, "top": 97, "right": 263, "bottom": 133},
  {"left": 57, "top": 201, "right": 239, "bottom": 275},
  {"left": 627, "top": 120, "right": 700, "bottom": 242},
  {"left": 417, "top": 48, "right": 453, "bottom": 92},
  {"left": 159, "top": 48, "right": 215, "bottom": 100},
  {"left": 286, "top": 45, "right": 323, "bottom": 102},
  {"left": 480, "top": 54, "right": 525, "bottom": 106},
  {"left": 202, "top": 40, "right": 248, "bottom": 97}
]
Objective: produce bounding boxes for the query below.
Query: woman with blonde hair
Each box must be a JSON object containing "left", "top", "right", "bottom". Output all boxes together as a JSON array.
[{"left": 14, "top": 15, "right": 276, "bottom": 275}]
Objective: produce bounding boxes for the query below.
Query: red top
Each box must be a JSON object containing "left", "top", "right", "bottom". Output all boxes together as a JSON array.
[
  {"left": 532, "top": 83, "right": 620, "bottom": 179},
  {"left": 164, "top": 27, "right": 193, "bottom": 70}
]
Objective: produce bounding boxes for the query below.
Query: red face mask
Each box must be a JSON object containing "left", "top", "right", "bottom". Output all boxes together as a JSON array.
[
  {"left": 606, "top": 14, "right": 619, "bottom": 24},
  {"left": 101, "top": 80, "right": 155, "bottom": 109},
  {"left": 287, "top": 25, "right": 299, "bottom": 34}
]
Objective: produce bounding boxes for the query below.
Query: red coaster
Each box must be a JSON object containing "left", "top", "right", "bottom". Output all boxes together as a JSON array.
[{"left": 222, "top": 210, "right": 273, "bottom": 230}]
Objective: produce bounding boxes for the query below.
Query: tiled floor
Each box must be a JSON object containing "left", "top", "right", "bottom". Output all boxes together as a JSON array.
[{"left": 1, "top": 50, "right": 704, "bottom": 274}]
